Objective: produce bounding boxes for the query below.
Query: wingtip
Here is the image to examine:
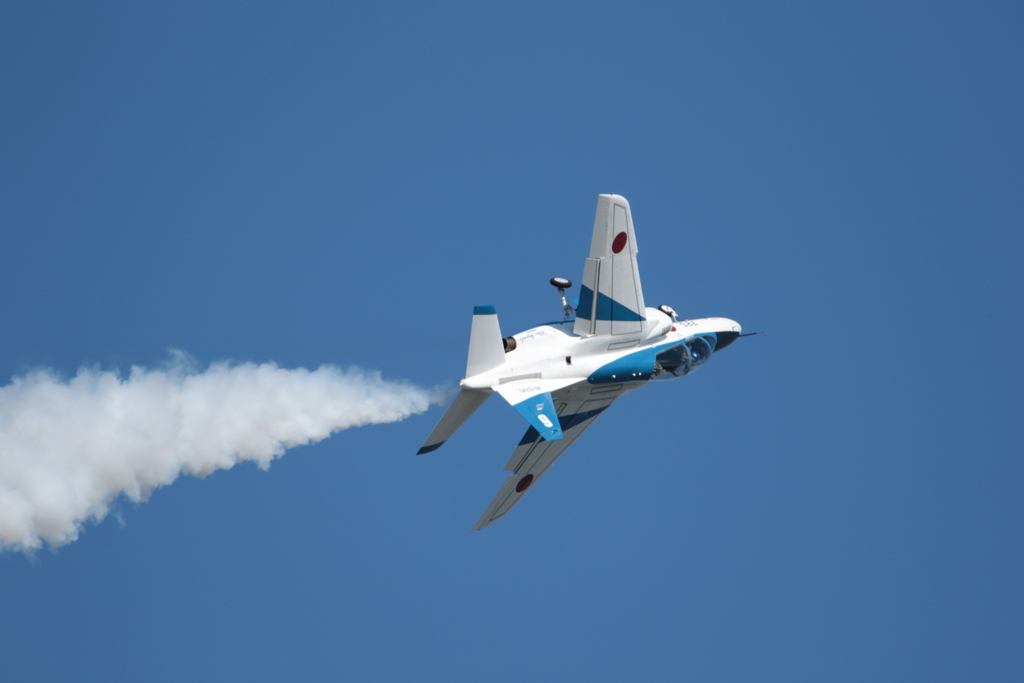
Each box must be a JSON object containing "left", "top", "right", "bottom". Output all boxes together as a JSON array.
[
  {"left": 471, "top": 513, "right": 494, "bottom": 532},
  {"left": 416, "top": 441, "right": 444, "bottom": 455}
]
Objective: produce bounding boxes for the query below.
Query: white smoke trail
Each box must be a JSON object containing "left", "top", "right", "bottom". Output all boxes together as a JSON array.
[{"left": 0, "top": 352, "right": 439, "bottom": 552}]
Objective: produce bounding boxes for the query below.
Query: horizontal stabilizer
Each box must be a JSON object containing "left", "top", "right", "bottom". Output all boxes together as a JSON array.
[{"left": 417, "top": 388, "right": 490, "bottom": 454}]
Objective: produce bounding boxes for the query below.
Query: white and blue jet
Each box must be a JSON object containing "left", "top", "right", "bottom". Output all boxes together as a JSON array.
[{"left": 419, "top": 194, "right": 743, "bottom": 530}]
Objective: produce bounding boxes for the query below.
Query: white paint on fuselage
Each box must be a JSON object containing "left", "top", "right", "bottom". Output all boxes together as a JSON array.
[{"left": 460, "top": 307, "right": 741, "bottom": 391}]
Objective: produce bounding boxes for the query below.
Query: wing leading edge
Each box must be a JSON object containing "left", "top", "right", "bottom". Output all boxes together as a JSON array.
[{"left": 471, "top": 383, "right": 629, "bottom": 531}]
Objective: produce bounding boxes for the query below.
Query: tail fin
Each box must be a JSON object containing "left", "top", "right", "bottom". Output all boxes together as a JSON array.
[
  {"left": 466, "top": 304, "right": 506, "bottom": 378},
  {"left": 573, "top": 195, "right": 647, "bottom": 337}
]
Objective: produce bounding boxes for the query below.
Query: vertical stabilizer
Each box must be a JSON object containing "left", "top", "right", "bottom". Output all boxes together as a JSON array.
[
  {"left": 466, "top": 304, "right": 506, "bottom": 378},
  {"left": 573, "top": 195, "right": 646, "bottom": 337}
]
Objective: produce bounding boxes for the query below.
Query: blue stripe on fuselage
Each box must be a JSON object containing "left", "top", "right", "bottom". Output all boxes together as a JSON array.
[{"left": 587, "top": 333, "right": 720, "bottom": 384}]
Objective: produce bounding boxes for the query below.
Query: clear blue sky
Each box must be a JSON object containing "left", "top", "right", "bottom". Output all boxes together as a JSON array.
[{"left": 2, "top": 2, "right": 1021, "bottom": 681}]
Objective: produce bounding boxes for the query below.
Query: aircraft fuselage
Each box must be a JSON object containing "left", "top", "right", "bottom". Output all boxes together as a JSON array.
[{"left": 461, "top": 309, "right": 741, "bottom": 392}]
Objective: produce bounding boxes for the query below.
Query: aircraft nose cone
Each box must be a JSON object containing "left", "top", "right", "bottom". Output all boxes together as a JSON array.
[
  {"left": 714, "top": 330, "right": 739, "bottom": 351},
  {"left": 714, "top": 319, "right": 742, "bottom": 352}
]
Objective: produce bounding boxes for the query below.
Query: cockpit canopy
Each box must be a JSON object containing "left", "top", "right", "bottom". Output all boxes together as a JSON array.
[{"left": 652, "top": 335, "right": 715, "bottom": 380}]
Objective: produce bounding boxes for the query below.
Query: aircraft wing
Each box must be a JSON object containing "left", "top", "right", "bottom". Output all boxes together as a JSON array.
[{"left": 472, "top": 385, "right": 626, "bottom": 531}]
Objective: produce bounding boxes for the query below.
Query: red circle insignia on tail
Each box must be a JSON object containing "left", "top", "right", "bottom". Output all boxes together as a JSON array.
[{"left": 612, "top": 232, "right": 628, "bottom": 253}]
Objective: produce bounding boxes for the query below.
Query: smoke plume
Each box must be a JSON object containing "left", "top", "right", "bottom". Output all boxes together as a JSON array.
[{"left": 0, "top": 352, "right": 438, "bottom": 552}]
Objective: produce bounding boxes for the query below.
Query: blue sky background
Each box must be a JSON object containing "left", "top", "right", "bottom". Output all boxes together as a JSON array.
[{"left": 2, "top": 2, "right": 1021, "bottom": 681}]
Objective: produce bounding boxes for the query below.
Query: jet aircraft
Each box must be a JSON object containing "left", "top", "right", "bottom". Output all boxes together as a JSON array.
[{"left": 418, "top": 194, "right": 743, "bottom": 530}]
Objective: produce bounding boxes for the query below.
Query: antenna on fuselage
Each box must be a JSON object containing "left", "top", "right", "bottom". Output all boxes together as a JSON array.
[{"left": 550, "top": 277, "right": 576, "bottom": 319}]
